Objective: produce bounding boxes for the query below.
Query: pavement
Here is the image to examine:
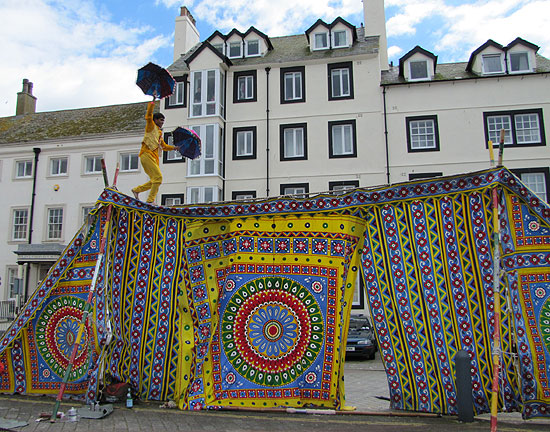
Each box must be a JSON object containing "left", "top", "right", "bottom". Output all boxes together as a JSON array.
[{"left": 0, "top": 354, "right": 549, "bottom": 431}]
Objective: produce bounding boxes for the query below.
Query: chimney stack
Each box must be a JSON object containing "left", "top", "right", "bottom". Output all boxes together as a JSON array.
[
  {"left": 16, "top": 78, "right": 37, "bottom": 115},
  {"left": 174, "top": 6, "right": 200, "bottom": 61}
]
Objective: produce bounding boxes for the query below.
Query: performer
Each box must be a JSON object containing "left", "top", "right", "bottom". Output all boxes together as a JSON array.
[{"left": 132, "top": 100, "right": 176, "bottom": 203}]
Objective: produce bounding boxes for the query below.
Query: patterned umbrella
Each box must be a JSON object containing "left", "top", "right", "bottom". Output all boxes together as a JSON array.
[
  {"left": 172, "top": 127, "right": 202, "bottom": 159},
  {"left": 136, "top": 62, "right": 175, "bottom": 99}
]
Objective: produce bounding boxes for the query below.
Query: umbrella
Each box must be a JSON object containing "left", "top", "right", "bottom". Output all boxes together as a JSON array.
[
  {"left": 171, "top": 127, "right": 202, "bottom": 159},
  {"left": 136, "top": 62, "right": 175, "bottom": 99}
]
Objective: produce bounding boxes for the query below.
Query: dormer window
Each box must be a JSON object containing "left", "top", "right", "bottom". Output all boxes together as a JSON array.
[
  {"left": 228, "top": 41, "right": 242, "bottom": 58},
  {"left": 332, "top": 30, "right": 347, "bottom": 48},
  {"left": 509, "top": 52, "right": 529, "bottom": 72},
  {"left": 313, "top": 32, "right": 329, "bottom": 50},
  {"left": 246, "top": 39, "right": 260, "bottom": 57},
  {"left": 212, "top": 43, "right": 224, "bottom": 55},
  {"left": 409, "top": 60, "right": 428, "bottom": 80},
  {"left": 482, "top": 54, "right": 504, "bottom": 74}
]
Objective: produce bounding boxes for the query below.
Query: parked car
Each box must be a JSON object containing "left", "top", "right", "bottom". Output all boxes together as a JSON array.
[{"left": 345, "top": 314, "right": 377, "bottom": 360}]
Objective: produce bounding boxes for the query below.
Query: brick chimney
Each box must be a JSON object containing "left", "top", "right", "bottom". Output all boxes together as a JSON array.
[
  {"left": 16, "top": 79, "right": 37, "bottom": 115},
  {"left": 174, "top": 6, "right": 200, "bottom": 61}
]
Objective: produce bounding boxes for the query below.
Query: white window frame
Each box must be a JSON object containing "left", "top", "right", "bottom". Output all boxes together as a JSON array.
[
  {"left": 228, "top": 41, "right": 242, "bottom": 58},
  {"left": 482, "top": 53, "right": 504, "bottom": 74},
  {"left": 165, "top": 196, "right": 183, "bottom": 206},
  {"left": 188, "top": 124, "right": 222, "bottom": 176},
  {"left": 190, "top": 69, "right": 223, "bottom": 118},
  {"left": 332, "top": 30, "right": 347, "bottom": 48},
  {"left": 11, "top": 207, "right": 29, "bottom": 241},
  {"left": 409, "top": 119, "right": 437, "bottom": 150},
  {"left": 245, "top": 39, "right": 260, "bottom": 57},
  {"left": 485, "top": 110, "right": 543, "bottom": 146},
  {"left": 281, "top": 185, "right": 308, "bottom": 198},
  {"left": 330, "top": 67, "right": 350, "bottom": 98},
  {"left": 84, "top": 154, "right": 103, "bottom": 175},
  {"left": 15, "top": 159, "right": 33, "bottom": 179},
  {"left": 313, "top": 32, "right": 329, "bottom": 50},
  {"left": 409, "top": 60, "right": 429, "bottom": 81},
  {"left": 212, "top": 43, "right": 225, "bottom": 55},
  {"left": 284, "top": 71, "right": 303, "bottom": 101},
  {"left": 46, "top": 206, "right": 64, "bottom": 241},
  {"left": 168, "top": 81, "right": 185, "bottom": 106},
  {"left": 237, "top": 75, "right": 254, "bottom": 100},
  {"left": 330, "top": 123, "right": 354, "bottom": 156},
  {"left": 120, "top": 152, "right": 139, "bottom": 172},
  {"left": 7, "top": 266, "right": 20, "bottom": 299},
  {"left": 283, "top": 127, "right": 305, "bottom": 159},
  {"left": 49, "top": 156, "right": 68, "bottom": 177},
  {"left": 508, "top": 51, "right": 530, "bottom": 73},
  {"left": 186, "top": 186, "right": 221, "bottom": 204},
  {"left": 520, "top": 172, "right": 547, "bottom": 202},
  {"left": 236, "top": 129, "right": 254, "bottom": 157}
]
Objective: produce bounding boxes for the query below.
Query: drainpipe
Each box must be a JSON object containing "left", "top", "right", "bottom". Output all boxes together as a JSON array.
[
  {"left": 265, "top": 67, "right": 271, "bottom": 197},
  {"left": 382, "top": 86, "right": 390, "bottom": 185},
  {"left": 25, "top": 147, "right": 41, "bottom": 302}
]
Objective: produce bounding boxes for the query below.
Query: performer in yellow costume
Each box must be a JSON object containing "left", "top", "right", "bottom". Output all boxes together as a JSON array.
[{"left": 132, "top": 101, "right": 177, "bottom": 203}]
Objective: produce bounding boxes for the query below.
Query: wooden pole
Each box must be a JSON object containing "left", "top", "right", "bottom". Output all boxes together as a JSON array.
[
  {"left": 50, "top": 204, "right": 113, "bottom": 421},
  {"left": 497, "top": 129, "right": 505, "bottom": 168},
  {"left": 488, "top": 140, "right": 494, "bottom": 166},
  {"left": 112, "top": 162, "right": 120, "bottom": 189},
  {"left": 100, "top": 158, "right": 109, "bottom": 187},
  {"left": 490, "top": 187, "right": 502, "bottom": 432}
]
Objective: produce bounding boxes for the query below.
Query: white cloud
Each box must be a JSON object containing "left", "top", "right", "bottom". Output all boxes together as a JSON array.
[
  {"left": 387, "top": 45, "right": 404, "bottom": 59},
  {"left": 0, "top": 0, "right": 171, "bottom": 117}
]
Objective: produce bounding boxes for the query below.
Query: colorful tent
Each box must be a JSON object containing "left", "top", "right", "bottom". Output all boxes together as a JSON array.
[{"left": 1, "top": 167, "right": 549, "bottom": 418}]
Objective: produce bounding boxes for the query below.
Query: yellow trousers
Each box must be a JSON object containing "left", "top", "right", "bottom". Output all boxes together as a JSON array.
[{"left": 132, "top": 153, "right": 162, "bottom": 203}]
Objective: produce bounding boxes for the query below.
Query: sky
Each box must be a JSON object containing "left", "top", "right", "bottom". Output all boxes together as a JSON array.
[{"left": 1, "top": 0, "right": 549, "bottom": 117}]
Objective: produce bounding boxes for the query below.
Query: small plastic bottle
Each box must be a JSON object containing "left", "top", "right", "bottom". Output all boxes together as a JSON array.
[
  {"left": 67, "top": 407, "right": 77, "bottom": 422},
  {"left": 126, "top": 389, "right": 133, "bottom": 409}
]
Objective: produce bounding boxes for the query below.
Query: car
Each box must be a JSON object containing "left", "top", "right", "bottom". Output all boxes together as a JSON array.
[{"left": 345, "top": 314, "right": 377, "bottom": 360}]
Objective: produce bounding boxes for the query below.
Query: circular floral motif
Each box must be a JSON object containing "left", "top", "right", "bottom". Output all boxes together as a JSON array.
[
  {"left": 34, "top": 296, "right": 92, "bottom": 381},
  {"left": 305, "top": 372, "right": 317, "bottom": 384},
  {"left": 311, "top": 281, "right": 323, "bottom": 293},
  {"left": 535, "top": 287, "right": 547, "bottom": 299},
  {"left": 222, "top": 276, "right": 323, "bottom": 387},
  {"left": 225, "top": 279, "right": 236, "bottom": 292},
  {"left": 528, "top": 221, "right": 540, "bottom": 232}
]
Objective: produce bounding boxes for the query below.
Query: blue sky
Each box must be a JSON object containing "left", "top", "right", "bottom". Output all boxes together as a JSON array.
[{"left": 1, "top": 0, "right": 549, "bottom": 117}]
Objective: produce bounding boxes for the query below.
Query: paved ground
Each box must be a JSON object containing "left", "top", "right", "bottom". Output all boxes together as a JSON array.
[{"left": 0, "top": 354, "right": 549, "bottom": 431}]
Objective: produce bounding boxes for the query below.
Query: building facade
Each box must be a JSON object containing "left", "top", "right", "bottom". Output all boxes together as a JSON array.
[{"left": 1, "top": 0, "right": 549, "bottom": 316}]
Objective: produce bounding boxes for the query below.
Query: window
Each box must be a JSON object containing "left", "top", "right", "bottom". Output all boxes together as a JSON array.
[
  {"left": 190, "top": 69, "right": 224, "bottom": 117},
  {"left": 212, "top": 43, "right": 224, "bottom": 55},
  {"left": 84, "top": 155, "right": 103, "bottom": 174},
  {"left": 161, "top": 194, "right": 185, "bottom": 206},
  {"left": 187, "top": 186, "right": 221, "bottom": 204},
  {"left": 512, "top": 168, "right": 549, "bottom": 202},
  {"left": 332, "top": 30, "right": 347, "bottom": 48},
  {"left": 228, "top": 41, "right": 242, "bottom": 58},
  {"left": 329, "top": 180, "right": 359, "bottom": 194},
  {"left": 409, "top": 60, "right": 428, "bottom": 80},
  {"left": 233, "top": 70, "right": 257, "bottom": 103},
  {"left": 328, "top": 62, "right": 353, "bottom": 100},
  {"left": 232, "top": 191, "right": 256, "bottom": 200},
  {"left": 15, "top": 160, "right": 33, "bottom": 179},
  {"left": 409, "top": 172, "right": 443, "bottom": 181},
  {"left": 406, "top": 116, "right": 440, "bottom": 152},
  {"left": 329, "top": 120, "right": 357, "bottom": 158},
  {"left": 81, "top": 205, "right": 94, "bottom": 224},
  {"left": 12, "top": 208, "right": 28, "bottom": 241},
  {"left": 352, "top": 277, "right": 364, "bottom": 309},
  {"left": 188, "top": 124, "right": 223, "bottom": 176},
  {"left": 246, "top": 39, "right": 260, "bottom": 56},
  {"left": 233, "top": 127, "right": 256, "bottom": 160},
  {"left": 482, "top": 53, "right": 504, "bottom": 74},
  {"left": 47, "top": 207, "right": 63, "bottom": 240},
  {"left": 50, "top": 157, "right": 68, "bottom": 176},
  {"left": 7, "top": 267, "right": 20, "bottom": 299},
  {"left": 280, "top": 66, "right": 305, "bottom": 104},
  {"left": 162, "top": 133, "right": 185, "bottom": 164},
  {"left": 166, "top": 77, "right": 186, "bottom": 108},
  {"left": 280, "top": 123, "right": 307, "bottom": 161},
  {"left": 509, "top": 52, "right": 529, "bottom": 73},
  {"left": 120, "top": 152, "right": 139, "bottom": 172},
  {"left": 484, "top": 109, "right": 545, "bottom": 147},
  {"left": 280, "top": 183, "right": 309, "bottom": 198},
  {"left": 313, "top": 32, "right": 328, "bottom": 50}
]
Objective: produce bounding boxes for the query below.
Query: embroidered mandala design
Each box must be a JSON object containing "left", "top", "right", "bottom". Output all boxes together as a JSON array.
[
  {"left": 222, "top": 276, "right": 324, "bottom": 387},
  {"left": 34, "top": 296, "right": 91, "bottom": 380}
]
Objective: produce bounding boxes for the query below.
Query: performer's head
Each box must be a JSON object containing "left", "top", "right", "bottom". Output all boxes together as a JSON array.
[{"left": 153, "top": 112, "right": 165, "bottom": 129}]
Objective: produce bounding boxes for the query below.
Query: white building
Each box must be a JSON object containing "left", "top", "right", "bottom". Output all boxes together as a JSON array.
[{"left": 1, "top": 0, "right": 549, "bottom": 317}]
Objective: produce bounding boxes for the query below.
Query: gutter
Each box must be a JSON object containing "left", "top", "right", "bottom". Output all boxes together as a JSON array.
[
  {"left": 25, "top": 147, "right": 41, "bottom": 302},
  {"left": 382, "top": 87, "right": 390, "bottom": 184},
  {"left": 265, "top": 67, "right": 271, "bottom": 197}
]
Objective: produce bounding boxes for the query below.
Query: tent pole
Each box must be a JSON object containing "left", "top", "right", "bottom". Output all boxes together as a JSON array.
[{"left": 490, "top": 186, "right": 502, "bottom": 432}]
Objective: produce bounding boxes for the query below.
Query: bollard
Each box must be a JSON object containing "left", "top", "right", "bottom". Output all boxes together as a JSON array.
[{"left": 455, "top": 349, "right": 474, "bottom": 422}]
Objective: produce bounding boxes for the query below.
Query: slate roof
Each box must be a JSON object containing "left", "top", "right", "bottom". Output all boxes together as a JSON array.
[
  {"left": 167, "top": 27, "right": 379, "bottom": 72},
  {"left": 0, "top": 101, "right": 154, "bottom": 144},
  {"left": 382, "top": 54, "right": 550, "bottom": 85}
]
